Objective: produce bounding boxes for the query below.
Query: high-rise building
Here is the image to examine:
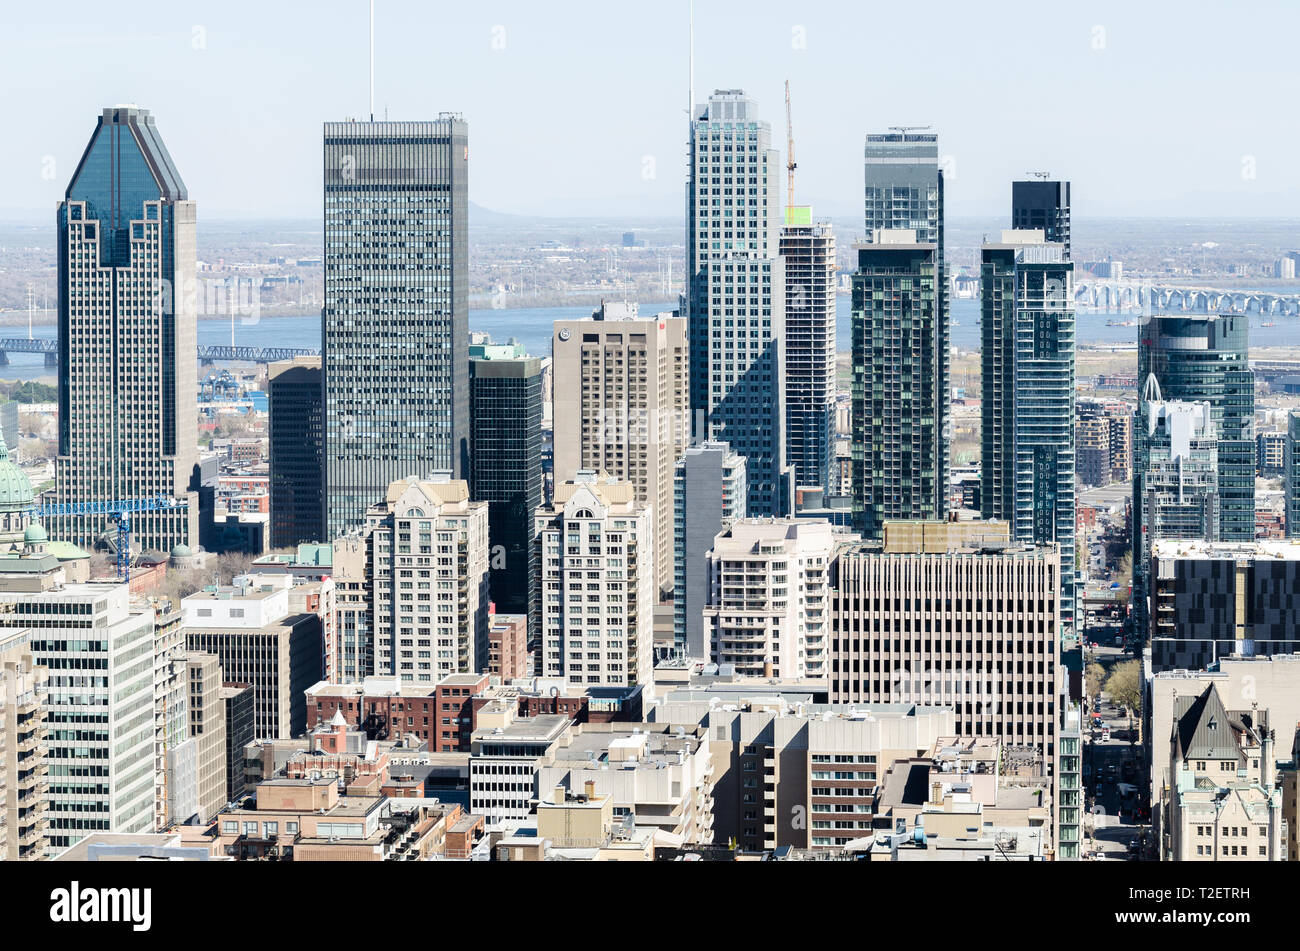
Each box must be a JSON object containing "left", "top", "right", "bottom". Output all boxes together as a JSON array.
[
  {"left": 469, "top": 340, "right": 543, "bottom": 626},
  {"left": 268, "top": 355, "right": 324, "bottom": 549},
  {"left": 673, "top": 441, "right": 746, "bottom": 658},
  {"left": 851, "top": 232, "right": 946, "bottom": 537},
  {"left": 552, "top": 303, "right": 687, "bottom": 600},
  {"left": 980, "top": 230, "right": 1076, "bottom": 631},
  {"left": 1132, "top": 394, "right": 1220, "bottom": 638},
  {"left": 1011, "top": 179, "right": 1071, "bottom": 257},
  {"left": 533, "top": 471, "right": 654, "bottom": 688},
  {"left": 52, "top": 106, "right": 199, "bottom": 552},
  {"left": 220, "top": 682, "right": 254, "bottom": 805},
  {"left": 182, "top": 576, "right": 324, "bottom": 739},
  {"left": 1285, "top": 412, "right": 1300, "bottom": 537},
  {"left": 331, "top": 535, "right": 372, "bottom": 682},
  {"left": 1137, "top": 315, "right": 1254, "bottom": 542},
  {"left": 864, "top": 131, "right": 943, "bottom": 244},
  {"left": 323, "top": 117, "right": 469, "bottom": 538},
  {"left": 779, "top": 211, "right": 837, "bottom": 492},
  {"left": 686, "top": 90, "right": 789, "bottom": 518},
  {"left": 365, "top": 476, "right": 490, "bottom": 683},
  {"left": 703, "top": 519, "right": 837, "bottom": 680},
  {"left": 0, "top": 628, "right": 48, "bottom": 861},
  {"left": 185, "top": 652, "right": 227, "bottom": 822},
  {"left": 0, "top": 583, "right": 158, "bottom": 854},
  {"left": 1076, "top": 399, "right": 1134, "bottom": 487},
  {"left": 830, "top": 521, "right": 1061, "bottom": 771}
]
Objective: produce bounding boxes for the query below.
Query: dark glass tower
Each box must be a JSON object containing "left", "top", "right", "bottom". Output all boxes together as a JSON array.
[
  {"left": 851, "top": 236, "right": 945, "bottom": 537},
  {"left": 980, "top": 234, "right": 1076, "bottom": 631},
  {"left": 323, "top": 117, "right": 469, "bottom": 539},
  {"left": 1011, "top": 180, "right": 1071, "bottom": 258},
  {"left": 269, "top": 355, "right": 324, "bottom": 547},
  {"left": 53, "top": 106, "right": 199, "bottom": 552},
  {"left": 469, "top": 343, "right": 543, "bottom": 633}
]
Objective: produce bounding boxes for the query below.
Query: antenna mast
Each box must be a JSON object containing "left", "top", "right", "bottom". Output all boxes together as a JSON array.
[
  {"left": 785, "top": 79, "right": 796, "bottom": 213},
  {"left": 369, "top": 0, "right": 375, "bottom": 121}
]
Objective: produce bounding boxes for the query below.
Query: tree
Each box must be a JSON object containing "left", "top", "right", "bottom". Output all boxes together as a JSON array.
[
  {"left": 1104, "top": 659, "right": 1143, "bottom": 717},
  {"left": 216, "top": 551, "right": 255, "bottom": 584},
  {"left": 1116, "top": 549, "right": 1133, "bottom": 590},
  {"left": 1085, "top": 662, "right": 1106, "bottom": 698}
]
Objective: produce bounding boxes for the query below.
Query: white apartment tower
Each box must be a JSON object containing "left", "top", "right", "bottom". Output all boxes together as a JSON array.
[
  {"left": 366, "top": 476, "right": 490, "bottom": 683},
  {"left": 703, "top": 519, "right": 837, "bottom": 679},
  {"left": 534, "top": 471, "right": 654, "bottom": 688}
]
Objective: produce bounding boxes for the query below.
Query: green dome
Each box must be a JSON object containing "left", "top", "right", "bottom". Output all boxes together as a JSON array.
[
  {"left": 24, "top": 522, "right": 47, "bottom": 545},
  {"left": 171, "top": 543, "right": 194, "bottom": 558},
  {"left": 0, "top": 429, "right": 33, "bottom": 512}
]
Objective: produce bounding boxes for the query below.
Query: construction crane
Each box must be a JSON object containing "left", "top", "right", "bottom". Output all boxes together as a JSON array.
[
  {"left": 784, "top": 79, "right": 797, "bottom": 212},
  {"left": 35, "top": 497, "right": 187, "bottom": 581}
]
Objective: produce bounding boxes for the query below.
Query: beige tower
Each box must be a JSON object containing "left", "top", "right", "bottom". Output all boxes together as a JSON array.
[{"left": 552, "top": 302, "right": 688, "bottom": 601}]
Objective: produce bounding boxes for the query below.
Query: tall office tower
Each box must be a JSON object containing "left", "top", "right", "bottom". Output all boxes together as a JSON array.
[
  {"left": 1132, "top": 392, "right": 1220, "bottom": 638},
  {"left": 703, "top": 519, "right": 836, "bottom": 679},
  {"left": 673, "top": 441, "right": 747, "bottom": 658},
  {"left": 552, "top": 303, "right": 687, "bottom": 600},
  {"left": 830, "top": 521, "right": 1061, "bottom": 773},
  {"left": 365, "top": 476, "right": 490, "bottom": 682},
  {"left": 779, "top": 212, "right": 837, "bottom": 492},
  {"left": 1286, "top": 411, "right": 1300, "bottom": 538},
  {"left": 1138, "top": 316, "right": 1254, "bottom": 542},
  {"left": 52, "top": 106, "right": 199, "bottom": 552},
  {"left": 533, "top": 471, "right": 654, "bottom": 688},
  {"left": 980, "top": 231, "right": 1076, "bottom": 631},
  {"left": 850, "top": 232, "right": 946, "bottom": 537},
  {"left": 0, "top": 584, "right": 157, "bottom": 854},
  {"left": 1012, "top": 179, "right": 1071, "bottom": 258},
  {"left": 323, "top": 117, "right": 469, "bottom": 538},
  {"left": 469, "top": 341, "right": 543, "bottom": 629},
  {"left": 269, "top": 355, "right": 324, "bottom": 548},
  {"left": 0, "top": 629, "right": 48, "bottom": 861},
  {"left": 686, "top": 90, "right": 790, "bottom": 518}
]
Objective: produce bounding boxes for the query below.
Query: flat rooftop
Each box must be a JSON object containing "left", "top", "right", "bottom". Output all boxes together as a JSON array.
[{"left": 1153, "top": 538, "right": 1300, "bottom": 561}]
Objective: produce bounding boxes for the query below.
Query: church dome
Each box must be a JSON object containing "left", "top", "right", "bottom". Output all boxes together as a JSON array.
[
  {"left": 23, "top": 522, "right": 47, "bottom": 545},
  {"left": 0, "top": 429, "right": 34, "bottom": 513}
]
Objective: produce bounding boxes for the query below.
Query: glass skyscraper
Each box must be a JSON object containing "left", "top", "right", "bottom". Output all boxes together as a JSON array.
[
  {"left": 53, "top": 106, "right": 199, "bottom": 553},
  {"left": 1011, "top": 179, "right": 1071, "bottom": 258},
  {"left": 980, "top": 232, "right": 1076, "bottom": 631},
  {"left": 469, "top": 342, "right": 543, "bottom": 634},
  {"left": 323, "top": 117, "right": 469, "bottom": 539},
  {"left": 686, "top": 90, "right": 790, "bottom": 517},
  {"left": 851, "top": 235, "right": 945, "bottom": 537}
]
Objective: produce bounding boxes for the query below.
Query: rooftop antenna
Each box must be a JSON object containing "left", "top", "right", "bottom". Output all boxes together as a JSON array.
[
  {"left": 1026, "top": 170, "right": 1052, "bottom": 180},
  {"left": 369, "top": 0, "right": 375, "bottom": 121},
  {"left": 784, "top": 79, "right": 797, "bottom": 213},
  {"left": 889, "top": 125, "right": 932, "bottom": 135}
]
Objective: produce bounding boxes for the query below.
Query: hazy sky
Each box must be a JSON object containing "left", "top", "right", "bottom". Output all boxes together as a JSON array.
[{"left": 3, "top": 0, "right": 1299, "bottom": 222}]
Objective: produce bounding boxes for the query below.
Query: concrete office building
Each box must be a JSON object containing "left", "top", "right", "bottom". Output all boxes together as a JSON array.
[
  {"left": 186, "top": 652, "right": 227, "bottom": 822},
  {"left": 1286, "top": 411, "right": 1300, "bottom": 537},
  {"left": 980, "top": 230, "right": 1076, "bottom": 631},
  {"left": 322, "top": 117, "right": 469, "bottom": 538},
  {"left": 1257, "top": 431, "right": 1286, "bottom": 477},
  {"left": 851, "top": 232, "right": 947, "bottom": 537},
  {"left": 686, "top": 90, "right": 790, "bottom": 518},
  {"left": 152, "top": 600, "right": 195, "bottom": 829},
  {"left": 703, "top": 519, "right": 837, "bottom": 680},
  {"left": 1149, "top": 539, "right": 1300, "bottom": 671},
  {"left": 830, "top": 521, "right": 1061, "bottom": 774},
  {"left": 1011, "top": 179, "right": 1071, "bottom": 257},
  {"left": 468, "top": 712, "right": 572, "bottom": 826},
  {"left": 469, "top": 340, "right": 543, "bottom": 627},
  {"left": 182, "top": 576, "right": 323, "bottom": 739},
  {"left": 0, "top": 583, "right": 157, "bottom": 854},
  {"left": 673, "top": 441, "right": 746, "bottom": 659},
  {"left": 534, "top": 471, "right": 654, "bottom": 689},
  {"left": 364, "top": 476, "right": 490, "bottom": 683},
  {"left": 0, "top": 629, "right": 48, "bottom": 860},
  {"left": 779, "top": 212, "right": 837, "bottom": 493},
  {"left": 552, "top": 303, "right": 688, "bottom": 600},
  {"left": 1133, "top": 396, "right": 1220, "bottom": 637},
  {"left": 52, "top": 106, "right": 199, "bottom": 551},
  {"left": 268, "top": 355, "right": 324, "bottom": 549}
]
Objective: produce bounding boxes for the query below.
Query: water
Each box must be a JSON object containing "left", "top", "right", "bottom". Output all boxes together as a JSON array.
[{"left": 3, "top": 297, "right": 1300, "bottom": 381}]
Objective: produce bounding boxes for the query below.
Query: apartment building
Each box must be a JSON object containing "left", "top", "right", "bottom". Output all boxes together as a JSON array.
[
  {"left": 534, "top": 471, "right": 654, "bottom": 688},
  {"left": 702, "top": 519, "right": 837, "bottom": 680},
  {"left": 0, "top": 628, "right": 48, "bottom": 860}
]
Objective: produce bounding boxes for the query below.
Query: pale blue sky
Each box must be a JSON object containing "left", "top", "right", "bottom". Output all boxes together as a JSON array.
[{"left": 3, "top": 0, "right": 1298, "bottom": 221}]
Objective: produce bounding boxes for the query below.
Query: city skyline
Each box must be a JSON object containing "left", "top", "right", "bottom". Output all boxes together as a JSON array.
[{"left": 4, "top": 1, "right": 1300, "bottom": 222}]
